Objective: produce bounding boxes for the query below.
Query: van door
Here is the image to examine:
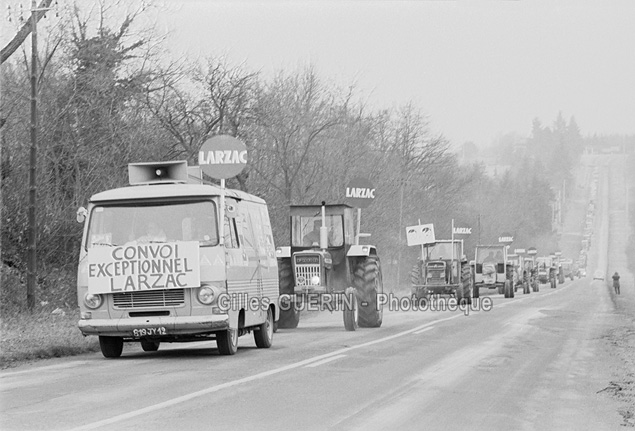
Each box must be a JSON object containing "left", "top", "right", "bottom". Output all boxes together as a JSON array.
[
  {"left": 249, "top": 203, "right": 279, "bottom": 322},
  {"left": 231, "top": 201, "right": 262, "bottom": 327}
]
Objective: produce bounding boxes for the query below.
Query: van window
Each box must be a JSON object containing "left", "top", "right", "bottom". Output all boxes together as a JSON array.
[
  {"left": 86, "top": 200, "right": 218, "bottom": 247},
  {"left": 224, "top": 216, "right": 240, "bottom": 249}
]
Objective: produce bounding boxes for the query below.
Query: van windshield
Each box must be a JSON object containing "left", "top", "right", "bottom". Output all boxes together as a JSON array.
[{"left": 86, "top": 200, "right": 218, "bottom": 248}]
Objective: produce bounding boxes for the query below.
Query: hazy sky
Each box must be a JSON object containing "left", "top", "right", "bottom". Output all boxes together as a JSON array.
[{"left": 161, "top": 1, "right": 634, "bottom": 147}]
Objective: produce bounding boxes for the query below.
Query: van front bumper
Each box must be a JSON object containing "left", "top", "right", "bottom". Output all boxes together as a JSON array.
[{"left": 78, "top": 314, "right": 229, "bottom": 337}]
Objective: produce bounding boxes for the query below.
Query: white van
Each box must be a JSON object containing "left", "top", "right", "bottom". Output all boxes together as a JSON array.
[{"left": 77, "top": 161, "right": 278, "bottom": 358}]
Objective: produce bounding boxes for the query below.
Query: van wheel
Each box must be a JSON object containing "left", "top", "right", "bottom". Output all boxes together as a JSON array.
[
  {"left": 354, "top": 256, "right": 383, "bottom": 328},
  {"left": 99, "top": 336, "right": 123, "bottom": 358},
  {"left": 140, "top": 340, "right": 160, "bottom": 352},
  {"left": 343, "top": 287, "right": 359, "bottom": 331},
  {"left": 217, "top": 328, "right": 238, "bottom": 355},
  {"left": 277, "top": 258, "right": 300, "bottom": 329},
  {"left": 254, "top": 307, "right": 274, "bottom": 348}
]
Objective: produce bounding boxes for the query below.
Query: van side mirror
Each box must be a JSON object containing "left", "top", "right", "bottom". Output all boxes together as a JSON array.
[{"left": 76, "top": 207, "right": 87, "bottom": 223}]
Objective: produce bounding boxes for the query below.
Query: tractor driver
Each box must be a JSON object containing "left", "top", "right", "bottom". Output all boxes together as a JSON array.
[
  {"left": 303, "top": 219, "right": 337, "bottom": 247},
  {"left": 483, "top": 251, "right": 496, "bottom": 264}
]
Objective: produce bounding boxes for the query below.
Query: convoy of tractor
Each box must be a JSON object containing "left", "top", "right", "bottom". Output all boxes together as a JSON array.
[{"left": 75, "top": 136, "right": 589, "bottom": 358}]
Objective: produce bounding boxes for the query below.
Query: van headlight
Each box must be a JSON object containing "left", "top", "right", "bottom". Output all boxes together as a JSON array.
[
  {"left": 84, "top": 293, "right": 103, "bottom": 309},
  {"left": 197, "top": 285, "right": 223, "bottom": 305},
  {"left": 311, "top": 275, "right": 321, "bottom": 285}
]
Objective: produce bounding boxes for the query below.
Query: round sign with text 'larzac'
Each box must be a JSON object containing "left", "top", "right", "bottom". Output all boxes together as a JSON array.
[
  {"left": 345, "top": 177, "right": 376, "bottom": 208},
  {"left": 198, "top": 135, "right": 247, "bottom": 179}
]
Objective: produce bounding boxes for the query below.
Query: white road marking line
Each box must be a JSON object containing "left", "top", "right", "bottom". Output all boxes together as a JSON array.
[
  {"left": 413, "top": 327, "right": 434, "bottom": 335},
  {"left": 70, "top": 314, "right": 464, "bottom": 430},
  {"left": 305, "top": 354, "right": 347, "bottom": 368}
]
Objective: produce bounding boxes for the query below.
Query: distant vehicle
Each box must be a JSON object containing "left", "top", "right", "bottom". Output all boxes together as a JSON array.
[
  {"left": 536, "top": 256, "right": 552, "bottom": 285},
  {"left": 593, "top": 270, "right": 604, "bottom": 281},
  {"left": 561, "top": 259, "right": 574, "bottom": 281},
  {"left": 410, "top": 240, "right": 472, "bottom": 305},
  {"left": 471, "top": 245, "right": 514, "bottom": 298}
]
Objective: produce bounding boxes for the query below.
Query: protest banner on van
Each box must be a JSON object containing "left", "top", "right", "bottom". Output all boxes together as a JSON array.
[{"left": 87, "top": 241, "right": 200, "bottom": 294}]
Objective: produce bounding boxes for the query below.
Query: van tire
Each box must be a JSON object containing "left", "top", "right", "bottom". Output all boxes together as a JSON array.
[
  {"left": 140, "top": 340, "right": 160, "bottom": 352},
  {"left": 277, "top": 258, "right": 300, "bottom": 329},
  {"left": 343, "top": 287, "right": 359, "bottom": 331},
  {"left": 99, "top": 336, "right": 123, "bottom": 358},
  {"left": 354, "top": 256, "right": 383, "bottom": 328},
  {"left": 254, "top": 307, "right": 274, "bottom": 348},
  {"left": 217, "top": 328, "right": 238, "bottom": 355}
]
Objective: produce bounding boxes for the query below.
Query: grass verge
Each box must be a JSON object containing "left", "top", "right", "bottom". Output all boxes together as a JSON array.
[{"left": 0, "top": 309, "right": 99, "bottom": 370}]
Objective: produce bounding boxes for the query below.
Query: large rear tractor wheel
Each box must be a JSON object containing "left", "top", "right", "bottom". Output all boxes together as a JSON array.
[
  {"left": 458, "top": 264, "right": 472, "bottom": 305},
  {"left": 353, "top": 256, "right": 383, "bottom": 328},
  {"left": 504, "top": 280, "right": 512, "bottom": 298},
  {"left": 343, "top": 287, "right": 359, "bottom": 331},
  {"left": 277, "top": 258, "right": 300, "bottom": 329},
  {"left": 523, "top": 282, "right": 530, "bottom": 294},
  {"left": 99, "top": 336, "right": 123, "bottom": 358}
]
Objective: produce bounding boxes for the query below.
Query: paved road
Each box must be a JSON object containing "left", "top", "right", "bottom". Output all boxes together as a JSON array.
[{"left": 0, "top": 156, "right": 626, "bottom": 431}]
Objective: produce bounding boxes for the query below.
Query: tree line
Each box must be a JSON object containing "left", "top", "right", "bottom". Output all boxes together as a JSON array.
[{"left": 0, "top": 1, "right": 599, "bottom": 310}]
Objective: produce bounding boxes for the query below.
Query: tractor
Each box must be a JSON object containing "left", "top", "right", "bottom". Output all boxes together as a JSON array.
[
  {"left": 561, "top": 258, "right": 575, "bottom": 281},
  {"left": 536, "top": 256, "right": 557, "bottom": 289},
  {"left": 410, "top": 240, "right": 472, "bottom": 306},
  {"left": 523, "top": 255, "right": 538, "bottom": 293},
  {"left": 471, "top": 245, "right": 514, "bottom": 298},
  {"left": 507, "top": 253, "right": 523, "bottom": 293},
  {"left": 275, "top": 203, "right": 383, "bottom": 331}
]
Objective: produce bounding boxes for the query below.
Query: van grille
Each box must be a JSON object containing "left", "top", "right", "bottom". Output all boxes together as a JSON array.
[{"left": 112, "top": 289, "right": 185, "bottom": 309}]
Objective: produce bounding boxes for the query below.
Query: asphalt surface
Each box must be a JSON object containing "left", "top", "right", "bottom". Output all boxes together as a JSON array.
[{"left": 0, "top": 154, "right": 631, "bottom": 431}]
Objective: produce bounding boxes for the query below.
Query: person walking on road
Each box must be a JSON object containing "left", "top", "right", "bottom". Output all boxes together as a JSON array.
[{"left": 612, "top": 271, "right": 620, "bottom": 294}]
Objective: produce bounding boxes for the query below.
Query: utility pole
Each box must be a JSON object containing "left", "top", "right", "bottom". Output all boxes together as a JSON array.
[{"left": 27, "top": 0, "right": 50, "bottom": 310}]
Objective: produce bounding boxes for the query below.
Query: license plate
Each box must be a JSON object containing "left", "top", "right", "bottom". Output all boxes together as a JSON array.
[{"left": 132, "top": 327, "right": 167, "bottom": 337}]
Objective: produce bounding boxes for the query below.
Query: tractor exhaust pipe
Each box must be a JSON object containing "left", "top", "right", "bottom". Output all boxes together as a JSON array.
[{"left": 320, "top": 201, "right": 328, "bottom": 250}]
